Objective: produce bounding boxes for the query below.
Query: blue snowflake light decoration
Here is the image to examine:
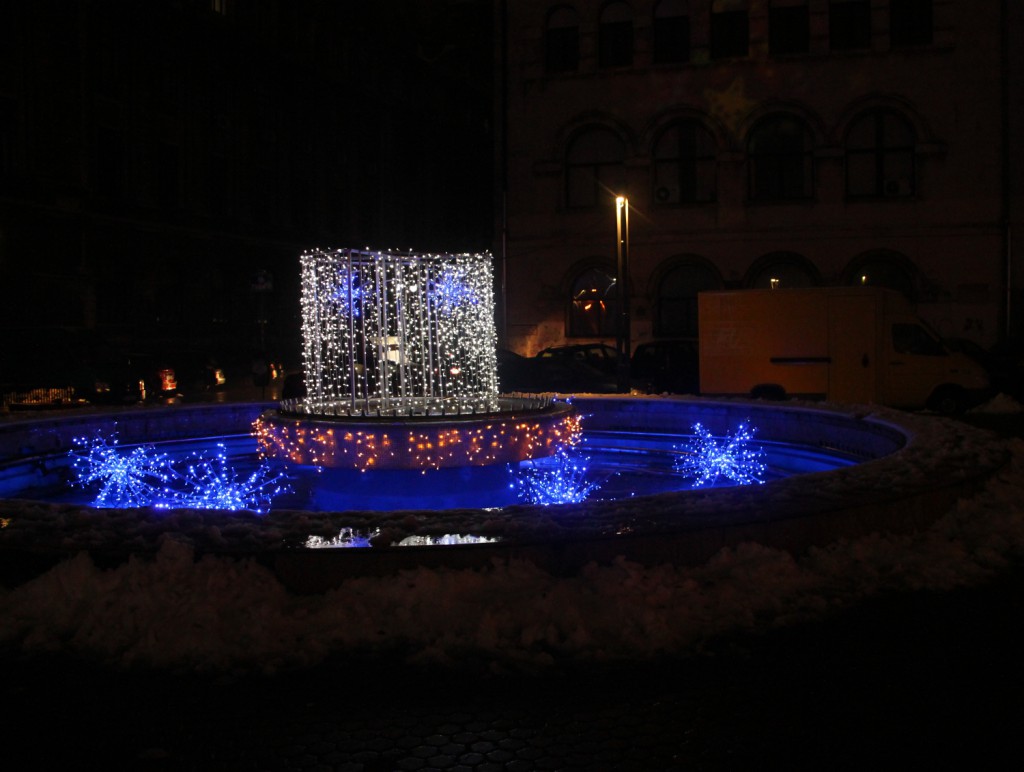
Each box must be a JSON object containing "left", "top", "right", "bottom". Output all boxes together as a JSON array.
[
  {"left": 70, "top": 435, "right": 289, "bottom": 513},
  {"left": 674, "top": 422, "right": 766, "bottom": 487},
  {"left": 70, "top": 434, "right": 174, "bottom": 508},
  {"left": 430, "top": 265, "right": 478, "bottom": 315},
  {"left": 514, "top": 447, "right": 601, "bottom": 506},
  {"left": 333, "top": 269, "right": 363, "bottom": 317}
]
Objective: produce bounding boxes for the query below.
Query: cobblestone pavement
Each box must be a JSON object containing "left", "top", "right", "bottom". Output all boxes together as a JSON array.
[{"left": 3, "top": 567, "right": 1023, "bottom": 771}]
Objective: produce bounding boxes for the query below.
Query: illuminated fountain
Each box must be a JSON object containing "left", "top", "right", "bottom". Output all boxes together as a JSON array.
[
  {"left": 255, "top": 249, "right": 577, "bottom": 471},
  {"left": 0, "top": 252, "right": 1010, "bottom": 584}
]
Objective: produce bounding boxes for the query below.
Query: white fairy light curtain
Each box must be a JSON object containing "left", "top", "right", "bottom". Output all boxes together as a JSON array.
[{"left": 296, "top": 248, "right": 500, "bottom": 417}]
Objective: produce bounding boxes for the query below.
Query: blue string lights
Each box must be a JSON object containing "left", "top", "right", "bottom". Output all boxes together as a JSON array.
[
  {"left": 514, "top": 446, "right": 601, "bottom": 506},
  {"left": 161, "top": 443, "right": 290, "bottom": 512},
  {"left": 70, "top": 434, "right": 174, "bottom": 508},
  {"left": 674, "top": 423, "right": 766, "bottom": 487},
  {"left": 70, "top": 434, "right": 289, "bottom": 512}
]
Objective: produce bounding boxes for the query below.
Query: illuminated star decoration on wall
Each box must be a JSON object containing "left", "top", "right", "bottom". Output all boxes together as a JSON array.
[
  {"left": 70, "top": 434, "right": 289, "bottom": 513},
  {"left": 70, "top": 434, "right": 174, "bottom": 508},
  {"left": 674, "top": 422, "right": 766, "bottom": 487},
  {"left": 514, "top": 446, "right": 601, "bottom": 505}
]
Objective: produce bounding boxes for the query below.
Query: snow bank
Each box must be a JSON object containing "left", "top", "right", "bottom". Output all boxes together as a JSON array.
[
  {"left": 3, "top": 440, "right": 1023, "bottom": 674},
  {"left": 968, "top": 392, "right": 1024, "bottom": 414}
]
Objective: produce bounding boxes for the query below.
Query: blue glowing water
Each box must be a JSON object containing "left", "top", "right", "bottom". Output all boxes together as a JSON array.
[{"left": 1, "top": 430, "right": 860, "bottom": 513}]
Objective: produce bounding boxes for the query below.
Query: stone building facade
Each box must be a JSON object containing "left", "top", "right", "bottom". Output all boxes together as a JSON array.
[{"left": 497, "top": 0, "right": 1022, "bottom": 355}]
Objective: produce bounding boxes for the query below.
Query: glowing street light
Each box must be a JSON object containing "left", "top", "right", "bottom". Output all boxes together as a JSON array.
[{"left": 615, "top": 195, "right": 631, "bottom": 393}]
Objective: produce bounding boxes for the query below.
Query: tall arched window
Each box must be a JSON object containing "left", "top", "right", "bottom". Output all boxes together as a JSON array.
[
  {"left": 844, "top": 250, "right": 919, "bottom": 300},
  {"left": 599, "top": 2, "right": 634, "bottom": 68},
  {"left": 746, "top": 252, "right": 819, "bottom": 289},
  {"left": 845, "top": 110, "right": 915, "bottom": 198},
  {"left": 656, "top": 260, "right": 721, "bottom": 337},
  {"left": 653, "top": 0, "right": 690, "bottom": 63},
  {"left": 747, "top": 115, "right": 814, "bottom": 201},
  {"left": 565, "top": 127, "right": 626, "bottom": 208},
  {"left": 653, "top": 120, "right": 717, "bottom": 204},
  {"left": 545, "top": 6, "right": 580, "bottom": 73},
  {"left": 569, "top": 266, "right": 618, "bottom": 337}
]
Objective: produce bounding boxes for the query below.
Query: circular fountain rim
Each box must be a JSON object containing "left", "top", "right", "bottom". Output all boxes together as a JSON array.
[{"left": 0, "top": 396, "right": 1010, "bottom": 590}]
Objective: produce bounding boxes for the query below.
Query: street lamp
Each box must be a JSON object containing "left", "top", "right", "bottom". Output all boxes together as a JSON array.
[{"left": 615, "top": 195, "right": 631, "bottom": 393}]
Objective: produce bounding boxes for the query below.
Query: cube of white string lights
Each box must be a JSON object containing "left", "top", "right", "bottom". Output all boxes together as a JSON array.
[{"left": 295, "top": 248, "right": 500, "bottom": 417}]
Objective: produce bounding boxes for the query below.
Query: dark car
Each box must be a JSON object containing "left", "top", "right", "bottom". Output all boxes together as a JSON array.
[
  {"left": 535, "top": 343, "right": 620, "bottom": 375},
  {"left": 497, "top": 348, "right": 620, "bottom": 394},
  {"left": 631, "top": 338, "right": 700, "bottom": 394}
]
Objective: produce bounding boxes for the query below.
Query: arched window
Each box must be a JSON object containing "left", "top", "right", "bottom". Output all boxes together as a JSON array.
[
  {"left": 599, "top": 2, "right": 634, "bottom": 67},
  {"left": 653, "top": 120, "right": 716, "bottom": 204},
  {"left": 656, "top": 260, "right": 721, "bottom": 337},
  {"left": 747, "top": 115, "right": 814, "bottom": 201},
  {"left": 845, "top": 110, "right": 915, "bottom": 198},
  {"left": 844, "top": 251, "right": 918, "bottom": 300},
  {"left": 565, "top": 127, "right": 626, "bottom": 208},
  {"left": 545, "top": 5, "right": 580, "bottom": 73},
  {"left": 653, "top": 0, "right": 690, "bottom": 64},
  {"left": 569, "top": 266, "right": 618, "bottom": 337},
  {"left": 746, "top": 252, "right": 819, "bottom": 289}
]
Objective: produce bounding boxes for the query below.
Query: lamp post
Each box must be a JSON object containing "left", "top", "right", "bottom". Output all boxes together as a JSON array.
[{"left": 615, "top": 195, "right": 631, "bottom": 393}]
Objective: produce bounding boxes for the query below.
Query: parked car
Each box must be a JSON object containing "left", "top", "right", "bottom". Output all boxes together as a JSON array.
[
  {"left": 497, "top": 348, "right": 621, "bottom": 394},
  {"left": 632, "top": 338, "right": 700, "bottom": 394},
  {"left": 535, "top": 343, "right": 619, "bottom": 375}
]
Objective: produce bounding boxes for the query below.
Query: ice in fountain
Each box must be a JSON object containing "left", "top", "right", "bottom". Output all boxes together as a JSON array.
[{"left": 256, "top": 248, "right": 578, "bottom": 471}]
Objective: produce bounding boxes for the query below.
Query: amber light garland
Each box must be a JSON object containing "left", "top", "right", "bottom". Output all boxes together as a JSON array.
[{"left": 254, "top": 409, "right": 581, "bottom": 471}]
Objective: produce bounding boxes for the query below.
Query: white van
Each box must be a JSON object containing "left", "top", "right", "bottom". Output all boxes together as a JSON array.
[{"left": 698, "top": 287, "right": 990, "bottom": 412}]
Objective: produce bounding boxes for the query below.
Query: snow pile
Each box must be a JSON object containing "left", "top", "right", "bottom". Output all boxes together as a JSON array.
[
  {"left": 2, "top": 439, "right": 1023, "bottom": 674},
  {"left": 968, "top": 392, "right": 1024, "bottom": 414}
]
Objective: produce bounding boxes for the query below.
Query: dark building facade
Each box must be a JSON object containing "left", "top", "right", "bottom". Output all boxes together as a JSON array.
[
  {"left": 0, "top": 0, "right": 493, "bottom": 364},
  {"left": 496, "top": 0, "right": 1023, "bottom": 356}
]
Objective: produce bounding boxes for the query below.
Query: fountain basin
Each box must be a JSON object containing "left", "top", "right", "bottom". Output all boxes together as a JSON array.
[{"left": 0, "top": 396, "right": 1008, "bottom": 591}]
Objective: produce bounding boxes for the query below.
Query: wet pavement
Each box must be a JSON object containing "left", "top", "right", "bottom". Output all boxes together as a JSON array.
[{"left": 3, "top": 566, "right": 1023, "bottom": 771}]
